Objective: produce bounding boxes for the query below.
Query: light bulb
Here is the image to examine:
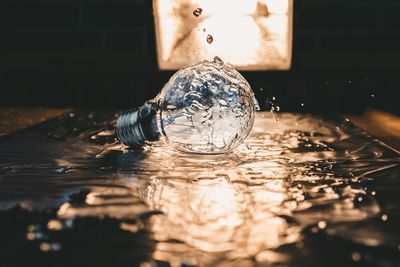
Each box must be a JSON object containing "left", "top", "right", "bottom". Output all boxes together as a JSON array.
[{"left": 116, "top": 57, "right": 259, "bottom": 154}]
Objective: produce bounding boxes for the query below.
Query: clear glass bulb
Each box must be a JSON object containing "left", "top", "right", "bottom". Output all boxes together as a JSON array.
[{"left": 116, "top": 57, "right": 259, "bottom": 154}]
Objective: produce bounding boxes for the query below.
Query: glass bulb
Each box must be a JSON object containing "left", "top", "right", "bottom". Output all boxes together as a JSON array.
[{"left": 116, "top": 57, "right": 259, "bottom": 154}]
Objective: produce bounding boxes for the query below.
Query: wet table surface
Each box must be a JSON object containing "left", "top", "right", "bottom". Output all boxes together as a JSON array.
[{"left": 0, "top": 111, "right": 400, "bottom": 267}]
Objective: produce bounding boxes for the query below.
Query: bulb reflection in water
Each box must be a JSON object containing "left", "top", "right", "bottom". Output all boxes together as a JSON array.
[
  {"left": 116, "top": 148, "right": 300, "bottom": 265},
  {"left": 125, "top": 176, "right": 299, "bottom": 265}
]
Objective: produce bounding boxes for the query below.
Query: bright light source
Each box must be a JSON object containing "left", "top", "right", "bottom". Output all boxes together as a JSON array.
[{"left": 153, "top": 0, "right": 293, "bottom": 70}]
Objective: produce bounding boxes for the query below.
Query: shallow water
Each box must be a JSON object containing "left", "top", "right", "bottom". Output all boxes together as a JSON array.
[{"left": 0, "top": 111, "right": 399, "bottom": 267}]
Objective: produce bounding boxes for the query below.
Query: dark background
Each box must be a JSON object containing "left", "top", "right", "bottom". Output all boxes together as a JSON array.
[{"left": 0, "top": 0, "right": 399, "bottom": 114}]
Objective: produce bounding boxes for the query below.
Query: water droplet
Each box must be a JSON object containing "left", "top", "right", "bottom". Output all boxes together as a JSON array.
[
  {"left": 260, "top": 88, "right": 263, "bottom": 91},
  {"left": 54, "top": 167, "right": 68, "bottom": 174},
  {"left": 213, "top": 56, "right": 223, "bottom": 64},
  {"left": 296, "top": 241, "right": 304, "bottom": 249},
  {"left": 26, "top": 232, "right": 35, "bottom": 240},
  {"left": 193, "top": 8, "right": 203, "bottom": 17},
  {"left": 371, "top": 191, "right": 376, "bottom": 196},
  {"left": 300, "top": 102, "right": 304, "bottom": 107},
  {"left": 272, "top": 96, "right": 276, "bottom": 101},
  {"left": 318, "top": 221, "right": 327, "bottom": 229},
  {"left": 348, "top": 80, "right": 352, "bottom": 84},
  {"left": 47, "top": 220, "right": 63, "bottom": 231},
  {"left": 202, "top": 28, "right": 206, "bottom": 32},
  {"left": 276, "top": 106, "right": 280, "bottom": 112},
  {"left": 207, "top": 34, "right": 214, "bottom": 44},
  {"left": 371, "top": 94, "right": 375, "bottom": 98},
  {"left": 381, "top": 214, "right": 388, "bottom": 221},
  {"left": 40, "top": 242, "right": 62, "bottom": 252},
  {"left": 351, "top": 252, "right": 362, "bottom": 262}
]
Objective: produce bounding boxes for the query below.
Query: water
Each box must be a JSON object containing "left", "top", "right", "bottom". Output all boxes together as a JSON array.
[
  {"left": 206, "top": 34, "right": 214, "bottom": 44},
  {"left": 1, "top": 111, "right": 400, "bottom": 267},
  {"left": 193, "top": 8, "right": 203, "bottom": 17},
  {"left": 154, "top": 58, "right": 258, "bottom": 154}
]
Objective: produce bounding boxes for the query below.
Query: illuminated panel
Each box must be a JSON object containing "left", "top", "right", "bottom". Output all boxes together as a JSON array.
[{"left": 153, "top": 0, "right": 293, "bottom": 70}]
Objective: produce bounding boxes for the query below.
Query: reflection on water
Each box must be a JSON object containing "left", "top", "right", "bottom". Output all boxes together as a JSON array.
[{"left": 0, "top": 112, "right": 400, "bottom": 266}]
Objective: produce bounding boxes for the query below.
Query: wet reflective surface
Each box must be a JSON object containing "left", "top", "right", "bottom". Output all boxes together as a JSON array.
[{"left": 1, "top": 111, "right": 400, "bottom": 267}]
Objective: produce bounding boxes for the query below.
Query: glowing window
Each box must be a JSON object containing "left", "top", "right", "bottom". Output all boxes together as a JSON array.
[{"left": 153, "top": 0, "right": 293, "bottom": 70}]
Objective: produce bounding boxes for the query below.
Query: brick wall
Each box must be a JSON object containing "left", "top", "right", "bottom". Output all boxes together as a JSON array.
[{"left": 0, "top": 0, "right": 399, "bottom": 113}]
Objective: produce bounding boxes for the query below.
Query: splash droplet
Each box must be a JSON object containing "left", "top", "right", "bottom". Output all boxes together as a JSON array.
[
  {"left": 202, "top": 28, "right": 206, "bottom": 32},
  {"left": 193, "top": 8, "right": 203, "bottom": 17},
  {"left": 47, "top": 220, "right": 63, "bottom": 231},
  {"left": 318, "top": 221, "right": 327, "bottom": 229},
  {"left": 371, "top": 94, "right": 375, "bottom": 98},
  {"left": 40, "top": 242, "right": 62, "bottom": 252},
  {"left": 300, "top": 102, "right": 304, "bottom": 107},
  {"left": 207, "top": 34, "right": 214, "bottom": 44},
  {"left": 381, "top": 214, "right": 388, "bottom": 221},
  {"left": 351, "top": 252, "right": 362, "bottom": 262}
]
